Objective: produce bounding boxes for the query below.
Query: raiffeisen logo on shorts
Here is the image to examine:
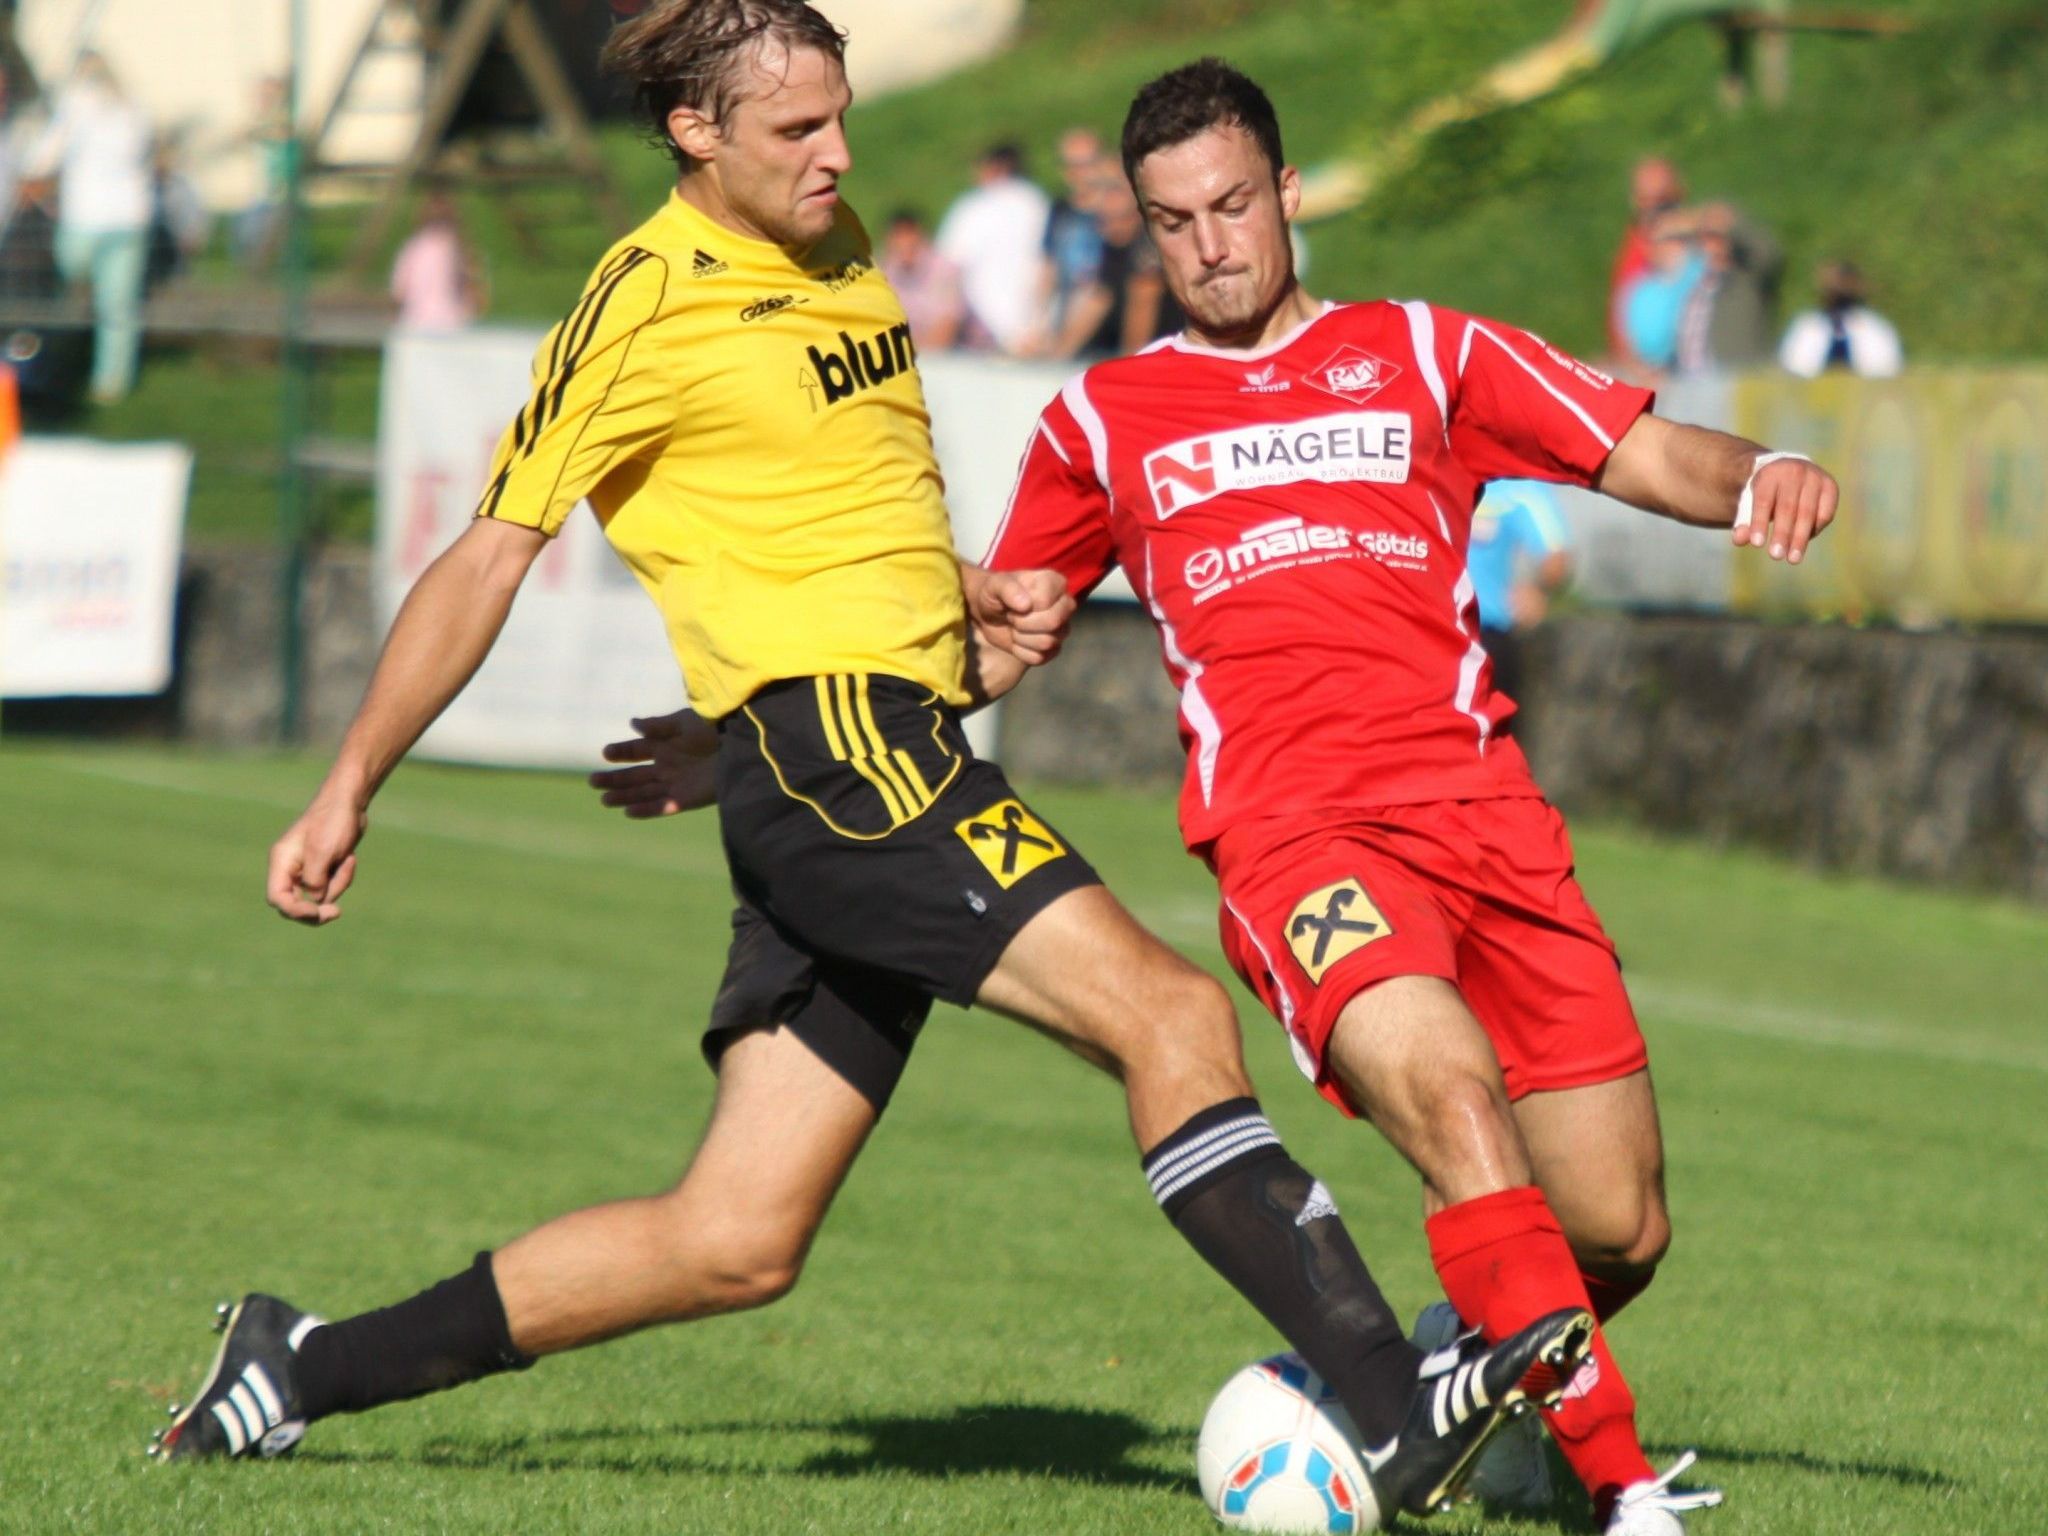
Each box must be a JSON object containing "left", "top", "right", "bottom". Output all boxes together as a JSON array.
[
  {"left": 1183, "top": 515, "right": 1430, "bottom": 604},
  {"left": 1143, "top": 411, "right": 1412, "bottom": 519}
]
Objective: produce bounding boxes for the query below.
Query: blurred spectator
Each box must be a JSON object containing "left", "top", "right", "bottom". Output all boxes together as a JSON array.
[
  {"left": 1037, "top": 127, "right": 1108, "bottom": 337},
  {"left": 1468, "top": 478, "right": 1574, "bottom": 734},
  {"left": 390, "top": 188, "right": 484, "bottom": 332},
  {"left": 30, "top": 53, "right": 153, "bottom": 402},
  {"left": 1673, "top": 201, "right": 1782, "bottom": 374},
  {"left": 1608, "top": 156, "right": 1684, "bottom": 356},
  {"left": 880, "top": 207, "right": 962, "bottom": 352},
  {"left": 1779, "top": 259, "right": 1903, "bottom": 378},
  {"left": 232, "top": 75, "right": 292, "bottom": 267},
  {"left": 149, "top": 131, "right": 211, "bottom": 285},
  {"left": 1034, "top": 167, "right": 1179, "bottom": 360},
  {"left": 935, "top": 140, "right": 1050, "bottom": 353},
  {"left": 1618, "top": 211, "right": 1704, "bottom": 376},
  {"left": 0, "top": 71, "right": 28, "bottom": 231}
]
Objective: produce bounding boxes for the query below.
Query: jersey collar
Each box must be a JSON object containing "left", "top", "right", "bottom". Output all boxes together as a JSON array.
[{"left": 1165, "top": 300, "right": 1343, "bottom": 362}]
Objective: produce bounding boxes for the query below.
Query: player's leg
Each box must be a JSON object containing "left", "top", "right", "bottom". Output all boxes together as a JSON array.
[
  {"left": 976, "top": 883, "right": 1422, "bottom": 1447},
  {"left": 154, "top": 906, "right": 903, "bottom": 1460},
  {"left": 1432, "top": 799, "right": 1703, "bottom": 1527},
  {"left": 1322, "top": 976, "right": 1659, "bottom": 1521},
  {"left": 1512, "top": 1070, "right": 1670, "bottom": 1319},
  {"left": 491, "top": 1025, "right": 877, "bottom": 1353}
]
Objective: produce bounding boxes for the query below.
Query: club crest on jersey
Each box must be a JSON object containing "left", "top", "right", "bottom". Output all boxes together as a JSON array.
[
  {"left": 1285, "top": 878, "right": 1392, "bottom": 983},
  {"left": 1308, "top": 345, "right": 1402, "bottom": 406},
  {"left": 1142, "top": 411, "right": 1412, "bottom": 518}
]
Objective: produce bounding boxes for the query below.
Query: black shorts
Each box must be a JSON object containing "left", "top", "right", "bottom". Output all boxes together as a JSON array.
[{"left": 703, "top": 674, "right": 1101, "bottom": 1110}]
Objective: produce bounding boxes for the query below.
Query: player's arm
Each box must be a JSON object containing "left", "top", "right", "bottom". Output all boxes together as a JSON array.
[
  {"left": 270, "top": 246, "right": 675, "bottom": 922},
  {"left": 1438, "top": 307, "right": 1837, "bottom": 566},
  {"left": 266, "top": 519, "right": 547, "bottom": 924},
  {"left": 1594, "top": 412, "right": 1838, "bottom": 563},
  {"left": 968, "top": 394, "right": 1118, "bottom": 705}
]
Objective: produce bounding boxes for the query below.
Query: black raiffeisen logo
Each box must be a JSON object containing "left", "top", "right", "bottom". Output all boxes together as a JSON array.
[
  {"left": 741, "top": 293, "right": 808, "bottom": 322},
  {"left": 804, "top": 323, "right": 916, "bottom": 406}
]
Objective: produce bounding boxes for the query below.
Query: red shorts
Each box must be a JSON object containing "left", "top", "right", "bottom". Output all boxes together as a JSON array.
[{"left": 1210, "top": 797, "right": 1647, "bottom": 1114}]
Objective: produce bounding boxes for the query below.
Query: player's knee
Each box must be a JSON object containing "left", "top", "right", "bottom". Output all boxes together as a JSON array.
[
  {"left": 1125, "top": 967, "right": 1246, "bottom": 1077},
  {"left": 1573, "top": 1189, "right": 1670, "bottom": 1277}
]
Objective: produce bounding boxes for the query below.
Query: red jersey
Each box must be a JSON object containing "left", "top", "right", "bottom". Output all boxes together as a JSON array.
[{"left": 984, "top": 299, "right": 1653, "bottom": 852}]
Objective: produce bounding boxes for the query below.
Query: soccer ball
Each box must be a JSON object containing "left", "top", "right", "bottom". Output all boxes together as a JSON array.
[{"left": 1196, "top": 1353, "right": 1382, "bottom": 1533}]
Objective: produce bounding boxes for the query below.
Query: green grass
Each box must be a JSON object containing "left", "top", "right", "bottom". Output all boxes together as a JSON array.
[{"left": 2, "top": 746, "right": 2043, "bottom": 1533}]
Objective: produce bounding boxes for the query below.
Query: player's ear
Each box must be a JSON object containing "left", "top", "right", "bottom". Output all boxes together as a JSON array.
[
  {"left": 1277, "top": 164, "right": 1301, "bottom": 223},
  {"left": 667, "top": 104, "right": 721, "bottom": 168}
]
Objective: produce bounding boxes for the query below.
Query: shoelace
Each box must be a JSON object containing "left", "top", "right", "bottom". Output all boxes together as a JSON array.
[{"left": 1618, "top": 1451, "right": 1725, "bottom": 1515}]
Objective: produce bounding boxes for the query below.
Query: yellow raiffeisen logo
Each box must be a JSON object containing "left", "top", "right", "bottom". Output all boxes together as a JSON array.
[
  {"left": 955, "top": 800, "right": 1065, "bottom": 888},
  {"left": 1286, "top": 878, "right": 1392, "bottom": 982}
]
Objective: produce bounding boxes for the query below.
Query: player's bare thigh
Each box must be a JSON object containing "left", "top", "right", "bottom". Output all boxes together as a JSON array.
[
  {"left": 1323, "top": 974, "right": 1535, "bottom": 1207},
  {"left": 974, "top": 884, "right": 1250, "bottom": 1147},
  {"left": 492, "top": 1025, "right": 878, "bottom": 1353},
  {"left": 1512, "top": 1071, "right": 1670, "bottom": 1276}
]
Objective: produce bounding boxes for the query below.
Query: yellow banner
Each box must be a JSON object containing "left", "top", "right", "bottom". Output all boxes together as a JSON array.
[{"left": 1733, "top": 371, "right": 2048, "bottom": 624}]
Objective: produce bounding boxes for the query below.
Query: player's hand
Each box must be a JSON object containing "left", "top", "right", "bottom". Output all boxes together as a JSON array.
[
  {"left": 588, "top": 709, "right": 718, "bottom": 819},
  {"left": 267, "top": 794, "right": 365, "bottom": 926},
  {"left": 969, "top": 567, "right": 1074, "bottom": 667},
  {"left": 1735, "top": 455, "right": 1838, "bottom": 564}
]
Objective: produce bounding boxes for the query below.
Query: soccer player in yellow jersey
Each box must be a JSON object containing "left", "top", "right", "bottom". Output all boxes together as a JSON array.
[{"left": 153, "top": 3, "right": 1589, "bottom": 1504}]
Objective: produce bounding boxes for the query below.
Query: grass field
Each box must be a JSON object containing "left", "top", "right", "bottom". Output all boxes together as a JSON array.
[{"left": 2, "top": 746, "right": 2044, "bottom": 1534}]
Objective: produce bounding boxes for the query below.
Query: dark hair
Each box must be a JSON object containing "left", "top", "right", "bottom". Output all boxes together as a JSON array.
[
  {"left": 981, "top": 141, "right": 1025, "bottom": 176},
  {"left": 886, "top": 206, "right": 927, "bottom": 229},
  {"left": 601, "top": 0, "right": 848, "bottom": 170},
  {"left": 1121, "top": 57, "right": 1284, "bottom": 187}
]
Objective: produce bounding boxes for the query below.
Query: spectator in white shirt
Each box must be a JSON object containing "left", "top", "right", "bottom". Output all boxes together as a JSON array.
[
  {"left": 934, "top": 140, "right": 1050, "bottom": 353},
  {"left": 1779, "top": 259, "right": 1903, "bottom": 379},
  {"left": 32, "top": 54, "right": 153, "bottom": 402}
]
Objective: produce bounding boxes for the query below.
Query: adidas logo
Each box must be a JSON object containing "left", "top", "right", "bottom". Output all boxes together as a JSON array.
[
  {"left": 804, "top": 323, "right": 916, "bottom": 406},
  {"left": 1296, "top": 1179, "right": 1339, "bottom": 1225},
  {"left": 691, "top": 248, "right": 729, "bottom": 278}
]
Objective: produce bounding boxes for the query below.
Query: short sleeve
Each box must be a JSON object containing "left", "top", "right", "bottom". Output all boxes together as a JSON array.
[
  {"left": 1435, "top": 307, "right": 1653, "bottom": 488},
  {"left": 982, "top": 388, "right": 1117, "bottom": 600},
  {"left": 474, "top": 247, "right": 673, "bottom": 536}
]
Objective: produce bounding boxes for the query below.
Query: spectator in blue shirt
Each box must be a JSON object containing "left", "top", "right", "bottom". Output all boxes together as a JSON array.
[{"left": 1468, "top": 478, "right": 1575, "bottom": 736}]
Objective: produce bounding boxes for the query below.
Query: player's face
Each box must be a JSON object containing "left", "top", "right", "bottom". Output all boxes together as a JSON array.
[
  {"left": 1135, "top": 125, "right": 1301, "bottom": 344},
  {"left": 676, "top": 41, "right": 853, "bottom": 249}
]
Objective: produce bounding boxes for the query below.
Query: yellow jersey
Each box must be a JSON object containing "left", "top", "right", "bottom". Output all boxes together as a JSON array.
[{"left": 474, "top": 192, "right": 970, "bottom": 719}]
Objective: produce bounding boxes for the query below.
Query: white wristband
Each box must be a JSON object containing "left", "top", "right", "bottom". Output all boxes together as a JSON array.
[{"left": 1734, "top": 451, "right": 1813, "bottom": 532}]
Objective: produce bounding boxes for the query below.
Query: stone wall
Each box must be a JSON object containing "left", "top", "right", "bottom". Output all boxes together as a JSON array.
[
  {"left": 22, "top": 556, "right": 2046, "bottom": 902},
  {"left": 998, "top": 606, "right": 2048, "bottom": 903}
]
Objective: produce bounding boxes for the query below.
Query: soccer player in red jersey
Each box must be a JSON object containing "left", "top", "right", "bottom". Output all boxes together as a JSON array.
[{"left": 971, "top": 59, "right": 1838, "bottom": 1535}]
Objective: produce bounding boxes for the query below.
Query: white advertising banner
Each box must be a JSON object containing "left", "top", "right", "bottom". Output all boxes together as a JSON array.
[
  {"left": 1560, "top": 376, "right": 1739, "bottom": 612},
  {"left": 375, "top": 328, "right": 683, "bottom": 768},
  {"left": 919, "top": 352, "right": 1137, "bottom": 602},
  {"left": 0, "top": 438, "right": 190, "bottom": 698}
]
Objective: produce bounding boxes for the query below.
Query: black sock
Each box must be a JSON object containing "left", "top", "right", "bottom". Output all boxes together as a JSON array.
[
  {"left": 1143, "top": 1098, "right": 1420, "bottom": 1446},
  {"left": 296, "top": 1251, "right": 534, "bottom": 1422}
]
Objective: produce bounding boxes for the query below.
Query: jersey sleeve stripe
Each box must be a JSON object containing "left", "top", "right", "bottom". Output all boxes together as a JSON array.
[
  {"left": 531, "top": 253, "right": 671, "bottom": 523},
  {"left": 1462, "top": 321, "right": 1618, "bottom": 451},
  {"left": 533, "top": 248, "right": 655, "bottom": 449},
  {"left": 1398, "top": 301, "right": 1450, "bottom": 440},
  {"left": 1059, "top": 372, "right": 1113, "bottom": 492}
]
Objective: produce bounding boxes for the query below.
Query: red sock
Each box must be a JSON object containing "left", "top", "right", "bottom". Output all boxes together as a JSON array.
[
  {"left": 1427, "top": 1186, "right": 1654, "bottom": 1516},
  {"left": 1580, "top": 1267, "right": 1653, "bottom": 1324}
]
